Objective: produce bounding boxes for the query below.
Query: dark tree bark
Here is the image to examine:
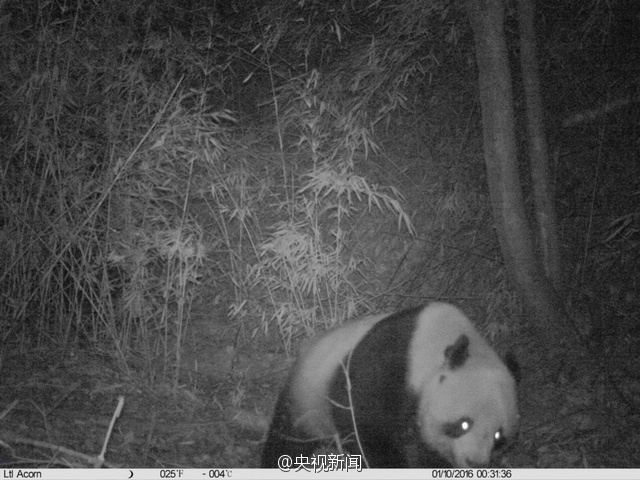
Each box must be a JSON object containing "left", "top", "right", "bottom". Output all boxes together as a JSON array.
[
  {"left": 518, "top": 0, "right": 563, "bottom": 289},
  {"left": 465, "top": 0, "right": 568, "bottom": 344}
]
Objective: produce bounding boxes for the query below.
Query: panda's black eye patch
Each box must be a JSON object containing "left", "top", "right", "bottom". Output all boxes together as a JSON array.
[
  {"left": 493, "top": 428, "right": 507, "bottom": 449},
  {"left": 442, "top": 417, "right": 473, "bottom": 438}
]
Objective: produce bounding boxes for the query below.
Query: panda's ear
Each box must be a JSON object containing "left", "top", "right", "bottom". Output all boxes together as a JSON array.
[
  {"left": 444, "top": 334, "right": 470, "bottom": 370},
  {"left": 504, "top": 352, "right": 521, "bottom": 384}
]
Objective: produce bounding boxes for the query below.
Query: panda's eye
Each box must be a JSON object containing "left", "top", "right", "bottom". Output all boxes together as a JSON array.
[
  {"left": 442, "top": 417, "right": 473, "bottom": 438},
  {"left": 494, "top": 428, "right": 507, "bottom": 449}
]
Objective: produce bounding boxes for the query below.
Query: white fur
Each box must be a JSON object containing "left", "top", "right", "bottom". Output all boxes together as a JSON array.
[
  {"left": 289, "top": 312, "right": 389, "bottom": 438},
  {"left": 408, "top": 303, "right": 519, "bottom": 467}
]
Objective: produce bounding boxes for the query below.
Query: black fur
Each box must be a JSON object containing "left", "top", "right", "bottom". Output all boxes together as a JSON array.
[
  {"left": 504, "top": 352, "right": 521, "bottom": 384},
  {"left": 444, "top": 334, "right": 470, "bottom": 369},
  {"left": 261, "top": 376, "right": 325, "bottom": 467},
  {"left": 329, "top": 308, "right": 428, "bottom": 467}
]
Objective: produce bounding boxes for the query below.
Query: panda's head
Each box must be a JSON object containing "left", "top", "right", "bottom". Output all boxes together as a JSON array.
[{"left": 418, "top": 334, "right": 519, "bottom": 468}]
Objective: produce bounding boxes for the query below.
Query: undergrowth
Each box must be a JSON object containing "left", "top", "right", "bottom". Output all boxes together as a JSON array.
[
  {"left": 0, "top": 0, "right": 519, "bottom": 378},
  {"left": 0, "top": 0, "right": 421, "bottom": 372}
]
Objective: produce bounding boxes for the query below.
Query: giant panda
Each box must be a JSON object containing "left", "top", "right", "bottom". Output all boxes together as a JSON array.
[{"left": 261, "top": 303, "right": 520, "bottom": 468}]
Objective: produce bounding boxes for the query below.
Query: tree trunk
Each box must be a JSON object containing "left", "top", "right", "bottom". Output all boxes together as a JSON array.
[
  {"left": 465, "top": 0, "right": 568, "bottom": 344},
  {"left": 518, "top": 0, "right": 563, "bottom": 289}
]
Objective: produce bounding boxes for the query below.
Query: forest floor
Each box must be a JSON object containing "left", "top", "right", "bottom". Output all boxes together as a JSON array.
[{"left": 2, "top": 294, "right": 639, "bottom": 469}]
